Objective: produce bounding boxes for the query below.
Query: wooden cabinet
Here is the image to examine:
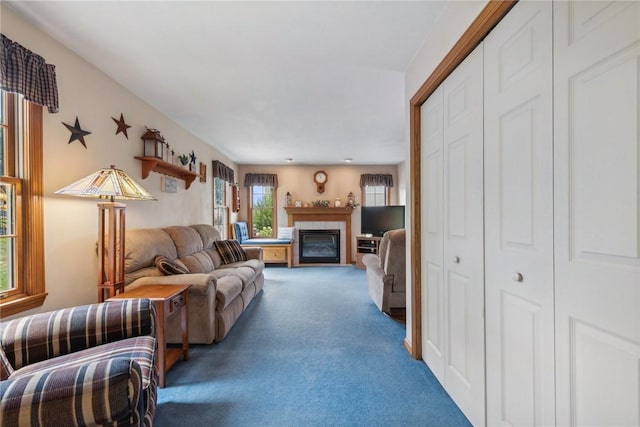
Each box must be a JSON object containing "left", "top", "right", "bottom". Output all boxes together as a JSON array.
[{"left": 355, "top": 236, "right": 381, "bottom": 268}]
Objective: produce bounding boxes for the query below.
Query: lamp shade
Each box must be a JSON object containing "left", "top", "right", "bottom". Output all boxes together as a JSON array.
[{"left": 55, "top": 165, "right": 156, "bottom": 201}]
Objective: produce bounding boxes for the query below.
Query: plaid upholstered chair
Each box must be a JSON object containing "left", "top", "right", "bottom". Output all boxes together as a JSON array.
[{"left": 0, "top": 299, "right": 158, "bottom": 426}]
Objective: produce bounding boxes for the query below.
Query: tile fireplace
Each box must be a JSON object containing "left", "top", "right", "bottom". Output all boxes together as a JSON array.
[{"left": 284, "top": 206, "right": 354, "bottom": 266}]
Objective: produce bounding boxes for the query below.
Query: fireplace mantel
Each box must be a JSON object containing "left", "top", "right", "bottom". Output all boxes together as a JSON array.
[{"left": 285, "top": 207, "right": 354, "bottom": 264}]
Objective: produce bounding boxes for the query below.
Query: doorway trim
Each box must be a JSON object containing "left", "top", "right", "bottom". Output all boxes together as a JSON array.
[{"left": 407, "top": 0, "right": 516, "bottom": 359}]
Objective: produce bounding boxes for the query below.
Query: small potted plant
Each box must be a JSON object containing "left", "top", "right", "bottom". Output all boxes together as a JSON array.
[{"left": 178, "top": 154, "right": 189, "bottom": 168}]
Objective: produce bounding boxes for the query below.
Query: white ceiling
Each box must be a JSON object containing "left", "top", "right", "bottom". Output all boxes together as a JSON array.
[{"left": 7, "top": 1, "right": 445, "bottom": 165}]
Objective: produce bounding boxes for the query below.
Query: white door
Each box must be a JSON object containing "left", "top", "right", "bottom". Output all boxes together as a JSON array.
[
  {"left": 554, "top": 1, "right": 640, "bottom": 425},
  {"left": 421, "top": 86, "right": 446, "bottom": 384},
  {"left": 484, "top": 1, "right": 556, "bottom": 426},
  {"left": 442, "top": 45, "right": 485, "bottom": 427}
]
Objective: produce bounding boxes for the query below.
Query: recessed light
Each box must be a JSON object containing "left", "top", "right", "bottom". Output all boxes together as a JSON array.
[
  {"left": 285, "top": 158, "right": 293, "bottom": 163},
  {"left": 344, "top": 158, "right": 352, "bottom": 163}
]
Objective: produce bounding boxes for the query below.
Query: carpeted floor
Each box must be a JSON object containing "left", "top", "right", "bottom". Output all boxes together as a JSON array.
[{"left": 155, "top": 266, "right": 470, "bottom": 427}]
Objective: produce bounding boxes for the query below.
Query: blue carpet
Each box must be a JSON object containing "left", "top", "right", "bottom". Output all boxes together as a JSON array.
[{"left": 155, "top": 266, "right": 470, "bottom": 427}]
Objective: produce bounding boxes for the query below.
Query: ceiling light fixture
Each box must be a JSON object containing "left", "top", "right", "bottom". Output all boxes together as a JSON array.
[
  {"left": 344, "top": 158, "right": 352, "bottom": 163},
  {"left": 285, "top": 158, "right": 293, "bottom": 163}
]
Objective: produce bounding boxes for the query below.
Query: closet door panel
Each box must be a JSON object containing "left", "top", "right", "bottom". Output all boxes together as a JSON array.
[
  {"left": 421, "top": 87, "right": 445, "bottom": 383},
  {"left": 484, "top": 1, "right": 555, "bottom": 426},
  {"left": 443, "top": 44, "right": 485, "bottom": 427},
  {"left": 554, "top": 1, "right": 640, "bottom": 425}
]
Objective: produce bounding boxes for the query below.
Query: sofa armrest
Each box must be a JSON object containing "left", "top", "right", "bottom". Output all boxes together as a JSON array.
[
  {"left": 127, "top": 273, "right": 215, "bottom": 296},
  {"left": 0, "top": 299, "right": 155, "bottom": 370},
  {"left": 244, "top": 247, "right": 263, "bottom": 261},
  {"left": 362, "top": 253, "right": 381, "bottom": 269},
  {"left": 0, "top": 358, "right": 146, "bottom": 426}
]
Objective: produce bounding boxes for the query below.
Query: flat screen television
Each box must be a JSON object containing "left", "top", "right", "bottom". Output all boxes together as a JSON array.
[{"left": 360, "top": 205, "right": 405, "bottom": 237}]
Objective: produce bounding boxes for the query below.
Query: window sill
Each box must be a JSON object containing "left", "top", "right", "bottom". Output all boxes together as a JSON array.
[{"left": 0, "top": 292, "right": 48, "bottom": 318}]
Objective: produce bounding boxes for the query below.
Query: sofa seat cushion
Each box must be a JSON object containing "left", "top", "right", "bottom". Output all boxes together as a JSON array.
[
  {"left": 9, "top": 336, "right": 156, "bottom": 389},
  {"left": 216, "top": 276, "right": 243, "bottom": 310},
  {"left": 212, "top": 265, "right": 259, "bottom": 289},
  {"left": 239, "top": 258, "right": 265, "bottom": 275},
  {"left": 217, "top": 258, "right": 264, "bottom": 276}
]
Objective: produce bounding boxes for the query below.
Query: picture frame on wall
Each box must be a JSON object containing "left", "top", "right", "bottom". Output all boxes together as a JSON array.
[
  {"left": 199, "top": 162, "right": 207, "bottom": 183},
  {"left": 232, "top": 184, "right": 240, "bottom": 212},
  {"left": 161, "top": 176, "right": 178, "bottom": 193}
]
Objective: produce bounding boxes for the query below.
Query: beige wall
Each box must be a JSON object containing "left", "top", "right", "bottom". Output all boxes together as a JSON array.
[
  {"left": 2, "top": 6, "right": 238, "bottom": 319},
  {"left": 402, "top": 1, "right": 488, "bottom": 347},
  {"left": 2, "top": 0, "right": 477, "bottom": 327},
  {"left": 237, "top": 164, "right": 400, "bottom": 260}
]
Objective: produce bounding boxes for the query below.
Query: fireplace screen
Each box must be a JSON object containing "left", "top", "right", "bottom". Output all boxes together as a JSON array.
[{"left": 299, "top": 229, "right": 340, "bottom": 264}]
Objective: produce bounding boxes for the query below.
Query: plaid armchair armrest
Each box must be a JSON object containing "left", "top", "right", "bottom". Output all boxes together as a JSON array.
[
  {"left": 0, "top": 299, "right": 156, "bottom": 370},
  {"left": 0, "top": 358, "right": 148, "bottom": 427}
]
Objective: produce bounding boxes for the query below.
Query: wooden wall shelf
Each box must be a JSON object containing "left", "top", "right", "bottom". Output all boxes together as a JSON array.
[{"left": 135, "top": 157, "right": 199, "bottom": 189}]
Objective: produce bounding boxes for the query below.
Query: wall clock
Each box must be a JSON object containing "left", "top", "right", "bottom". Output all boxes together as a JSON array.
[{"left": 314, "top": 170, "right": 328, "bottom": 193}]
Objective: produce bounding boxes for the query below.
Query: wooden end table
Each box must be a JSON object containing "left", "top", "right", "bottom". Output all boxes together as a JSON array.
[{"left": 108, "top": 284, "right": 190, "bottom": 388}]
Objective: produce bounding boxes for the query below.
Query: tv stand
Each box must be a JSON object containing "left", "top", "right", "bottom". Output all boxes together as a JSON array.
[{"left": 355, "top": 236, "right": 382, "bottom": 269}]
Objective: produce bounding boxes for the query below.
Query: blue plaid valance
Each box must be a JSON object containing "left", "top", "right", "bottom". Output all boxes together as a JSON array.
[
  {"left": 244, "top": 173, "right": 278, "bottom": 188},
  {"left": 0, "top": 34, "right": 59, "bottom": 113},
  {"left": 360, "top": 174, "right": 393, "bottom": 188}
]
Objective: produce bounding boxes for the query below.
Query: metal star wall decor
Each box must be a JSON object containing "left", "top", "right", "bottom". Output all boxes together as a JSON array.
[
  {"left": 62, "top": 117, "right": 91, "bottom": 149},
  {"left": 112, "top": 113, "right": 131, "bottom": 139}
]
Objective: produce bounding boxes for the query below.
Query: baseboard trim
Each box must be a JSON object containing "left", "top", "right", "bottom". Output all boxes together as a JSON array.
[{"left": 404, "top": 338, "right": 415, "bottom": 358}]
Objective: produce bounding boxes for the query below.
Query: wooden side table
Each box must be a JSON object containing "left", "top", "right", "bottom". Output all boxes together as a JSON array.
[{"left": 108, "top": 284, "right": 190, "bottom": 388}]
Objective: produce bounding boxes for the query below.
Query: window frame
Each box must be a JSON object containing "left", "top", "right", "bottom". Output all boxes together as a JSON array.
[
  {"left": 0, "top": 92, "right": 47, "bottom": 318},
  {"left": 248, "top": 185, "right": 277, "bottom": 238},
  {"left": 213, "top": 177, "right": 229, "bottom": 239},
  {"left": 0, "top": 176, "right": 23, "bottom": 300},
  {"left": 362, "top": 185, "right": 390, "bottom": 207}
]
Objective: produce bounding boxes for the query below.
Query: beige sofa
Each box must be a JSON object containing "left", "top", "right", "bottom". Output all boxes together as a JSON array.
[
  {"left": 362, "top": 228, "right": 406, "bottom": 314},
  {"left": 124, "top": 224, "right": 264, "bottom": 344}
]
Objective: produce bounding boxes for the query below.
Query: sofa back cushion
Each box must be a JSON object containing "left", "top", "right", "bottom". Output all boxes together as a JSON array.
[
  {"left": 179, "top": 252, "right": 216, "bottom": 274},
  {"left": 233, "top": 222, "right": 250, "bottom": 244},
  {"left": 125, "top": 228, "right": 177, "bottom": 274},
  {"left": 164, "top": 226, "right": 203, "bottom": 257},
  {"left": 191, "top": 224, "right": 221, "bottom": 250}
]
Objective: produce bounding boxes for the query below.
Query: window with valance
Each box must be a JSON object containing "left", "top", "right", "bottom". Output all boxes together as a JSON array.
[
  {"left": 360, "top": 174, "right": 393, "bottom": 206},
  {"left": 212, "top": 161, "right": 235, "bottom": 239},
  {"left": 212, "top": 160, "right": 234, "bottom": 183},
  {"left": 1, "top": 34, "right": 57, "bottom": 316},
  {"left": 244, "top": 173, "right": 278, "bottom": 238},
  {"left": 1, "top": 34, "right": 59, "bottom": 113}
]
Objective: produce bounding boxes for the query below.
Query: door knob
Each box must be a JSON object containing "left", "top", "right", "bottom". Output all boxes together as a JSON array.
[
  {"left": 453, "top": 256, "right": 460, "bottom": 263},
  {"left": 513, "top": 272, "right": 524, "bottom": 282}
]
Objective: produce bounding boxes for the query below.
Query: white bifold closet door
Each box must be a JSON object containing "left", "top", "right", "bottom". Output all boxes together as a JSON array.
[
  {"left": 554, "top": 1, "right": 640, "bottom": 425},
  {"left": 421, "top": 85, "right": 445, "bottom": 384},
  {"left": 484, "top": 1, "right": 555, "bottom": 426},
  {"left": 420, "top": 45, "right": 485, "bottom": 427}
]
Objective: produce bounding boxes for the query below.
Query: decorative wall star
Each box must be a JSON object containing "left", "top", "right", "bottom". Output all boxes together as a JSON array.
[
  {"left": 62, "top": 117, "right": 91, "bottom": 149},
  {"left": 112, "top": 113, "right": 131, "bottom": 139}
]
